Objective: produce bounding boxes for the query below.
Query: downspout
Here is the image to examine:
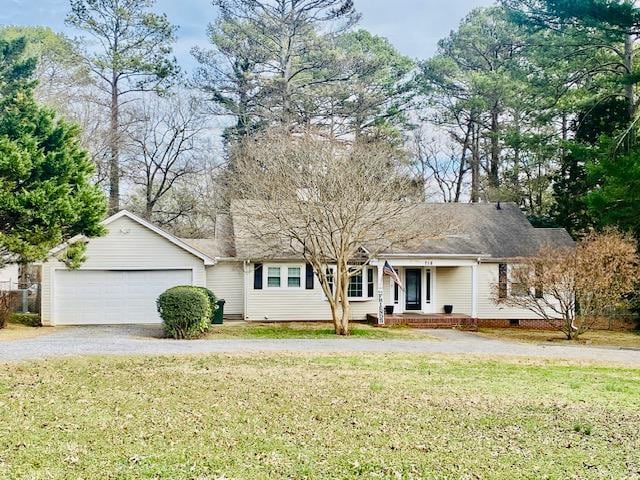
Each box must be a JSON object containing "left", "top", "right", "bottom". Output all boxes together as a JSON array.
[{"left": 243, "top": 260, "right": 249, "bottom": 321}]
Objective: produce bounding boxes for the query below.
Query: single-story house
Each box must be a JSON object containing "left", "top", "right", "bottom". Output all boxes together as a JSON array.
[{"left": 39, "top": 202, "right": 574, "bottom": 327}]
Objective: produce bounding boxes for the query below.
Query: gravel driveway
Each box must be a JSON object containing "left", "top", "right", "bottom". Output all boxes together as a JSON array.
[{"left": 1, "top": 325, "right": 639, "bottom": 365}]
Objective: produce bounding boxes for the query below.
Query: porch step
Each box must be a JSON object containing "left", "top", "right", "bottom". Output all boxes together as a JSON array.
[
  {"left": 367, "top": 313, "right": 478, "bottom": 330},
  {"left": 409, "top": 323, "right": 479, "bottom": 331}
]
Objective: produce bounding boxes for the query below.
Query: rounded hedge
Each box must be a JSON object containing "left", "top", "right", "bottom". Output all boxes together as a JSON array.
[
  {"left": 193, "top": 286, "right": 218, "bottom": 323},
  {"left": 157, "top": 286, "right": 212, "bottom": 339}
]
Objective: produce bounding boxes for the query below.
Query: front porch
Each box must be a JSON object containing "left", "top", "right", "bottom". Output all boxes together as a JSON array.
[
  {"left": 367, "top": 312, "right": 478, "bottom": 330},
  {"left": 370, "top": 256, "right": 482, "bottom": 320}
]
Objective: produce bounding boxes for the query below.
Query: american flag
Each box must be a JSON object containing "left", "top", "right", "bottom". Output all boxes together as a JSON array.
[{"left": 383, "top": 261, "right": 403, "bottom": 290}]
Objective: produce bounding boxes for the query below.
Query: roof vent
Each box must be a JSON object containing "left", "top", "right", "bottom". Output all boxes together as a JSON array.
[{"left": 496, "top": 201, "right": 502, "bottom": 211}]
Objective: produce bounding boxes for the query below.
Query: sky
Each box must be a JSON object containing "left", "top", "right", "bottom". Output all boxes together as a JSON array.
[{"left": 2, "top": 0, "right": 495, "bottom": 69}]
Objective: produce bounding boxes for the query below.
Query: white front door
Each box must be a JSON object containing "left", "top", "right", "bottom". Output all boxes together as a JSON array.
[{"left": 54, "top": 269, "right": 192, "bottom": 325}]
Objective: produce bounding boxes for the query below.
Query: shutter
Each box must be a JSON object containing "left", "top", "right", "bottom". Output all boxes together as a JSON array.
[
  {"left": 305, "top": 263, "right": 314, "bottom": 290},
  {"left": 498, "top": 263, "right": 507, "bottom": 298},
  {"left": 367, "top": 268, "right": 374, "bottom": 298},
  {"left": 254, "top": 263, "right": 263, "bottom": 289}
]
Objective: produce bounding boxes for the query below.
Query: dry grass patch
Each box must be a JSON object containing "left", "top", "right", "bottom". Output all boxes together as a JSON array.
[
  {"left": 479, "top": 327, "right": 640, "bottom": 349},
  {"left": 0, "top": 353, "right": 639, "bottom": 479},
  {"left": 0, "top": 323, "right": 52, "bottom": 341},
  {"left": 205, "top": 321, "right": 436, "bottom": 340}
]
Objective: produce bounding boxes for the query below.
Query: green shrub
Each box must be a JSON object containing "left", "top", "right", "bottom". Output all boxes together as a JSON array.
[
  {"left": 10, "top": 313, "right": 41, "bottom": 327},
  {"left": 193, "top": 287, "right": 218, "bottom": 323},
  {"left": 157, "top": 286, "right": 212, "bottom": 339}
]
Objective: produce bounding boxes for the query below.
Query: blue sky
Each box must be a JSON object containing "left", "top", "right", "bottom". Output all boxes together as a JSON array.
[{"left": 2, "top": 0, "right": 494, "bottom": 69}]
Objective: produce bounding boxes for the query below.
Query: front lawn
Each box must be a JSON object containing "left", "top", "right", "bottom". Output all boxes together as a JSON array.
[
  {"left": 479, "top": 327, "right": 640, "bottom": 349},
  {"left": 0, "top": 322, "right": 48, "bottom": 341},
  {"left": 0, "top": 354, "right": 638, "bottom": 478},
  {"left": 205, "top": 321, "right": 435, "bottom": 340}
]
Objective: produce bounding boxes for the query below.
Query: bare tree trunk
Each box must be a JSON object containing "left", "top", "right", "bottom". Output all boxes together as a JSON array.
[
  {"left": 624, "top": 33, "right": 635, "bottom": 120},
  {"left": 144, "top": 190, "right": 153, "bottom": 220},
  {"left": 471, "top": 122, "right": 480, "bottom": 203},
  {"left": 109, "top": 77, "right": 120, "bottom": 214},
  {"left": 280, "top": 24, "right": 293, "bottom": 127},
  {"left": 454, "top": 121, "right": 471, "bottom": 203},
  {"left": 489, "top": 106, "right": 500, "bottom": 189},
  {"left": 338, "top": 278, "right": 350, "bottom": 336}
]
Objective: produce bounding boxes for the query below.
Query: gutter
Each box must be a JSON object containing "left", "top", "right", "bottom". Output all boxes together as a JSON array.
[{"left": 378, "top": 253, "right": 491, "bottom": 259}]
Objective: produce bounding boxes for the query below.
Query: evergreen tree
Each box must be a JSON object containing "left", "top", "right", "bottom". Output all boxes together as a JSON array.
[{"left": 0, "top": 37, "right": 106, "bottom": 265}]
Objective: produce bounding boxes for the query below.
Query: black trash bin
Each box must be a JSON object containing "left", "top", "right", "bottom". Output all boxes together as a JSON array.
[{"left": 213, "top": 299, "right": 225, "bottom": 324}]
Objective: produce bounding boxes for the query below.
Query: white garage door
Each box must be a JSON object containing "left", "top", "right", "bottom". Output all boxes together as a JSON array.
[{"left": 54, "top": 269, "right": 192, "bottom": 325}]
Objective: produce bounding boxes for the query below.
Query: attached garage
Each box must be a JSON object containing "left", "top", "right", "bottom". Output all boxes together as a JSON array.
[
  {"left": 40, "top": 211, "right": 215, "bottom": 326},
  {"left": 54, "top": 269, "right": 193, "bottom": 325}
]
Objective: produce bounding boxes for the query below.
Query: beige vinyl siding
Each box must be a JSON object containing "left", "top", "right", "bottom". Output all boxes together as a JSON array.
[
  {"left": 206, "top": 261, "right": 244, "bottom": 316},
  {"left": 435, "top": 267, "right": 473, "bottom": 315},
  {"left": 477, "top": 263, "right": 549, "bottom": 319},
  {"left": 245, "top": 262, "right": 388, "bottom": 321},
  {"left": 41, "top": 216, "right": 206, "bottom": 326}
]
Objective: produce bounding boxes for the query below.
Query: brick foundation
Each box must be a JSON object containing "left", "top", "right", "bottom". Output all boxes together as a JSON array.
[{"left": 477, "top": 317, "right": 637, "bottom": 331}]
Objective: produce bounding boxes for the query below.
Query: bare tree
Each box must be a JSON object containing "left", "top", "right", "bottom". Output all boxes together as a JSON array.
[
  {"left": 232, "top": 128, "right": 453, "bottom": 335},
  {"left": 410, "top": 128, "right": 467, "bottom": 202},
  {"left": 67, "top": 0, "right": 179, "bottom": 213},
  {"left": 124, "top": 94, "right": 208, "bottom": 223},
  {"left": 496, "top": 230, "right": 638, "bottom": 339}
]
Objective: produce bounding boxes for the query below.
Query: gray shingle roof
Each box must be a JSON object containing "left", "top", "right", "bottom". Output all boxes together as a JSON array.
[
  {"left": 226, "top": 201, "right": 574, "bottom": 260},
  {"left": 379, "top": 202, "right": 575, "bottom": 258},
  {"left": 180, "top": 214, "right": 236, "bottom": 258}
]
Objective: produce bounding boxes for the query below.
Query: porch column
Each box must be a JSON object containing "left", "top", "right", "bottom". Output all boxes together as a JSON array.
[
  {"left": 471, "top": 264, "right": 478, "bottom": 318},
  {"left": 377, "top": 264, "right": 385, "bottom": 325}
]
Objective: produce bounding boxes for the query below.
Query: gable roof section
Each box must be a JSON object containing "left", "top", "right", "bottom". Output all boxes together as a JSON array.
[
  {"left": 49, "top": 210, "right": 217, "bottom": 265},
  {"left": 181, "top": 214, "right": 237, "bottom": 259},
  {"left": 231, "top": 200, "right": 575, "bottom": 260}
]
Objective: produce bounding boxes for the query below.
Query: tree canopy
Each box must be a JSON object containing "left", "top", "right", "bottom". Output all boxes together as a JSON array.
[{"left": 0, "top": 37, "right": 106, "bottom": 265}]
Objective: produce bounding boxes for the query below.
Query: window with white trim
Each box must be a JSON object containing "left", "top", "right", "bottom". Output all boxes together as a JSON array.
[
  {"left": 264, "top": 264, "right": 304, "bottom": 289},
  {"left": 287, "top": 267, "right": 301, "bottom": 288},
  {"left": 326, "top": 267, "right": 334, "bottom": 294},
  {"left": 323, "top": 266, "right": 375, "bottom": 300},
  {"left": 267, "top": 267, "right": 281, "bottom": 288},
  {"left": 348, "top": 269, "right": 363, "bottom": 298}
]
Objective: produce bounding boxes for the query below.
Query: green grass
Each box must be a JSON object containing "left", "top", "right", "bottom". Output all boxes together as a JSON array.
[
  {"left": 205, "top": 321, "right": 435, "bottom": 340},
  {"left": 1, "top": 354, "right": 639, "bottom": 478}
]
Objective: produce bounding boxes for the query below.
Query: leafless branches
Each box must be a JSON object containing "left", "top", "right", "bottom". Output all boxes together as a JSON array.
[
  {"left": 497, "top": 229, "right": 638, "bottom": 339},
  {"left": 231, "top": 128, "right": 453, "bottom": 334}
]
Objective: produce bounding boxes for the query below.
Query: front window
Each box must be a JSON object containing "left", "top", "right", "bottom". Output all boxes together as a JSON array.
[
  {"left": 367, "top": 268, "right": 374, "bottom": 298},
  {"left": 511, "top": 283, "right": 529, "bottom": 297},
  {"left": 267, "top": 267, "right": 281, "bottom": 288},
  {"left": 348, "top": 269, "right": 363, "bottom": 298},
  {"left": 288, "top": 267, "right": 301, "bottom": 288},
  {"left": 326, "top": 268, "right": 334, "bottom": 293},
  {"left": 323, "top": 266, "right": 372, "bottom": 300}
]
